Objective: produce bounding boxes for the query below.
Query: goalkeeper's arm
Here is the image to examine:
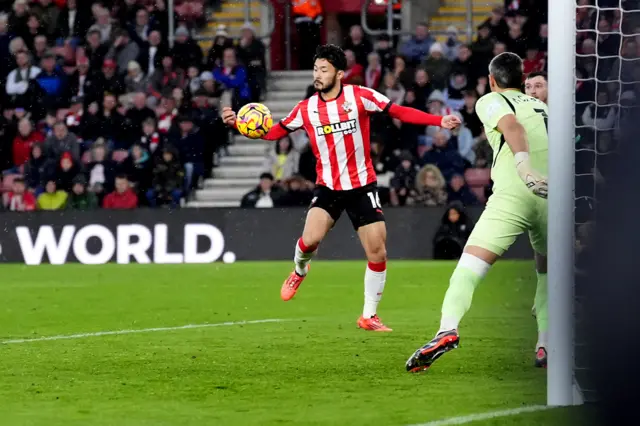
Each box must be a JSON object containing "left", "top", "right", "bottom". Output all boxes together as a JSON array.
[{"left": 496, "top": 114, "right": 548, "bottom": 198}]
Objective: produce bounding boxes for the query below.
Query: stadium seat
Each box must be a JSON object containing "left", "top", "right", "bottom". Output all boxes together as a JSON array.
[{"left": 112, "top": 150, "right": 129, "bottom": 163}]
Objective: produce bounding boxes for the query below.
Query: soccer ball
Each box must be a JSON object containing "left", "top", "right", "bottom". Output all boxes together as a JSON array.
[{"left": 236, "top": 103, "right": 273, "bottom": 139}]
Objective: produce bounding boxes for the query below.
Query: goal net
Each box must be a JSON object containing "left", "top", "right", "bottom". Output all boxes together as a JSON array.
[{"left": 569, "top": 0, "right": 640, "bottom": 404}]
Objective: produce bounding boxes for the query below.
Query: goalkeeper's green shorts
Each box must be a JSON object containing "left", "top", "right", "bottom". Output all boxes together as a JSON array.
[{"left": 466, "top": 188, "right": 548, "bottom": 257}]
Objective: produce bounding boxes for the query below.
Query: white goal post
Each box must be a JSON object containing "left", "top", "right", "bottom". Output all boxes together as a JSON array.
[{"left": 547, "top": 0, "right": 581, "bottom": 407}]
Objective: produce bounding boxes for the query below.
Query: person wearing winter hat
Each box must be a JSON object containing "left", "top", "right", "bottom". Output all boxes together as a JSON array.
[{"left": 66, "top": 174, "right": 98, "bottom": 210}]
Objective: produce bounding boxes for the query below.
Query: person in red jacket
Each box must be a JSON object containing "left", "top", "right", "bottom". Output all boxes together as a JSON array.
[
  {"left": 102, "top": 174, "right": 138, "bottom": 209},
  {"left": 4, "top": 177, "right": 37, "bottom": 212},
  {"left": 342, "top": 49, "right": 364, "bottom": 85},
  {"left": 12, "top": 117, "right": 44, "bottom": 169}
]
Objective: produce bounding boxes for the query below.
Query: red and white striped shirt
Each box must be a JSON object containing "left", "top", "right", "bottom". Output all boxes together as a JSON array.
[{"left": 280, "top": 84, "right": 391, "bottom": 191}]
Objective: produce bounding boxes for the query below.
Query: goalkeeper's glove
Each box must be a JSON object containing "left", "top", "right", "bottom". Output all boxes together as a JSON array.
[{"left": 514, "top": 152, "right": 548, "bottom": 199}]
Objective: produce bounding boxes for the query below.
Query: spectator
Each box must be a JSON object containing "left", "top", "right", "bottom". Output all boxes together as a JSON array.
[
  {"left": 523, "top": 45, "right": 545, "bottom": 76},
  {"left": 66, "top": 174, "right": 98, "bottom": 210},
  {"left": 48, "top": 151, "right": 81, "bottom": 192},
  {"left": 482, "top": 6, "right": 509, "bottom": 42},
  {"left": 89, "top": 7, "right": 116, "bottom": 45},
  {"left": 370, "top": 138, "right": 397, "bottom": 176},
  {"left": 83, "top": 28, "right": 109, "bottom": 73},
  {"left": 380, "top": 73, "right": 406, "bottom": 105},
  {"left": 0, "top": 14, "right": 12, "bottom": 80},
  {"left": 32, "top": 35, "right": 48, "bottom": 65},
  {"left": 56, "top": 0, "right": 91, "bottom": 41},
  {"left": 505, "top": 22, "right": 527, "bottom": 59},
  {"left": 582, "top": 90, "right": 616, "bottom": 133},
  {"left": 35, "top": 50, "right": 68, "bottom": 111},
  {"left": 460, "top": 89, "right": 483, "bottom": 138},
  {"left": 155, "top": 93, "right": 178, "bottom": 133},
  {"left": 119, "top": 142, "right": 152, "bottom": 193},
  {"left": 149, "top": 55, "right": 183, "bottom": 103},
  {"left": 146, "top": 146, "right": 184, "bottom": 208},
  {"left": 391, "top": 55, "right": 415, "bottom": 90},
  {"left": 413, "top": 68, "right": 433, "bottom": 107},
  {"left": 443, "top": 26, "right": 462, "bottom": 61},
  {"left": 123, "top": 60, "right": 147, "bottom": 98},
  {"left": 390, "top": 151, "right": 418, "bottom": 206},
  {"left": 9, "top": 0, "right": 30, "bottom": 40},
  {"left": 32, "top": 0, "right": 60, "bottom": 39},
  {"left": 173, "top": 115, "right": 204, "bottom": 193},
  {"left": 103, "top": 174, "right": 138, "bottom": 209},
  {"left": 4, "top": 176, "right": 36, "bottom": 211},
  {"left": 117, "top": 0, "right": 143, "bottom": 30},
  {"left": 343, "top": 25, "right": 372, "bottom": 67},
  {"left": 375, "top": 34, "right": 395, "bottom": 71},
  {"left": 427, "top": 90, "right": 453, "bottom": 117},
  {"left": 94, "top": 59, "right": 125, "bottom": 104},
  {"left": 86, "top": 140, "right": 116, "bottom": 199},
  {"left": 37, "top": 179, "right": 68, "bottom": 210},
  {"left": 365, "top": 52, "right": 382, "bottom": 89},
  {"left": 447, "top": 173, "right": 479, "bottom": 206},
  {"left": 414, "top": 164, "right": 448, "bottom": 206},
  {"left": 444, "top": 72, "right": 468, "bottom": 111},
  {"left": 24, "top": 143, "right": 46, "bottom": 192},
  {"left": 537, "top": 23, "right": 548, "bottom": 54},
  {"left": 43, "top": 121, "right": 79, "bottom": 161},
  {"left": 200, "top": 71, "right": 223, "bottom": 104},
  {"left": 139, "top": 117, "right": 164, "bottom": 155},
  {"left": 342, "top": 49, "right": 364, "bottom": 85},
  {"left": 237, "top": 23, "right": 266, "bottom": 102},
  {"left": 399, "top": 22, "right": 435, "bottom": 66},
  {"left": 471, "top": 24, "right": 495, "bottom": 73},
  {"left": 170, "top": 26, "right": 203, "bottom": 72},
  {"left": 129, "top": 6, "right": 154, "bottom": 46},
  {"left": 451, "top": 44, "right": 474, "bottom": 83},
  {"left": 450, "top": 113, "right": 476, "bottom": 165},
  {"left": 125, "top": 92, "right": 155, "bottom": 139},
  {"left": 23, "top": 14, "right": 44, "bottom": 53},
  {"left": 12, "top": 117, "right": 43, "bottom": 169},
  {"left": 263, "top": 135, "right": 299, "bottom": 182},
  {"left": 419, "top": 129, "right": 466, "bottom": 180},
  {"left": 186, "top": 65, "right": 201, "bottom": 96},
  {"left": 240, "top": 172, "right": 286, "bottom": 208},
  {"left": 422, "top": 43, "right": 451, "bottom": 91},
  {"left": 137, "top": 30, "right": 166, "bottom": 78},
  {"left": 205, "top": 25, "right": 234, "bottom": 70},
  {"left": 6, "top": 50, "right": 41, "bottom": 109},
  {"left": 281, "top": 175, "right": 314, "bottom": 207},
  {"left": 108, "top": 28, "right": 140, "bottom": 75},
  {"left": 98, "top": 93, "right": 128, "bottom": 149},
  {"left": 433, "top": 201, "right": 474, "bottom": 260},
  {"left": 68, "top": 56, "right": 96, "bottom": 103},
  {"left": 65, "top": 96, "right": 85, "bottom": 136},
  {"left": 213, "top": 48, "right": 250, "bottom": 110}
]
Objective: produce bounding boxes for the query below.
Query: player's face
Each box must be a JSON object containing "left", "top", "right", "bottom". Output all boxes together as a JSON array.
[
  {"left": 313, "top": 59, "right": 342, "bottom": 93},
  {"left": 525, "top": 76, "right": 548, "bottom": 103}
]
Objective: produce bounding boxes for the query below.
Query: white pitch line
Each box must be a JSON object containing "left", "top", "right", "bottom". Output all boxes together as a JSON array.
[
  {"left": 408, "top": 405, "right": 553, "bottom": 426},
  {"left": 1, "top": 319, "right": 290, "bottom": 345}
]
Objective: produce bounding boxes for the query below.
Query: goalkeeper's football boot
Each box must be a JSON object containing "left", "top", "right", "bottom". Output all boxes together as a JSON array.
[
  {"left": 280, "top": 265, "right": 309, "bottom": 301},
  {"left": 535, "top": 347, "right": 548, "bottom": 368},
  {"left": 357, "top": 314, "right": 392, "bottom": 332},
  {"left": 405, "top": 330, "right": 460, "bottom": 373}
]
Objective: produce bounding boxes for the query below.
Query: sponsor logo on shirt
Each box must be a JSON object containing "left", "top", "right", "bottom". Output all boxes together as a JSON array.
[{"left": 316, "top": 119, "right": 358, "bottom": 136}]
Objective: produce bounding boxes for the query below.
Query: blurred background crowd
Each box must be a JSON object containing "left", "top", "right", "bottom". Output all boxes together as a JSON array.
[{"left": 0, "top": 0, "right": 554, "bottom": 215}]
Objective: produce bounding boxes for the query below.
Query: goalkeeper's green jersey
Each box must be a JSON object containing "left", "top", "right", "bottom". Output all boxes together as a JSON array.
[{"left": 475, "top": 89, "right": 549, "bottom": 193}]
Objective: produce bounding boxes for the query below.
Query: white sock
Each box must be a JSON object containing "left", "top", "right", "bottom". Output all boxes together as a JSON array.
[
  {"left": 536, "top": 331, "right": 548, "bottom": 351},
  {"left": 294, "top": 238, "right": 316, "bottom": 276},
  {"left": 363, "top": 262, "right": 386, "bottom": 318},
  {"left": 438, "top": 317, "right": 459, "bottom": 335}
]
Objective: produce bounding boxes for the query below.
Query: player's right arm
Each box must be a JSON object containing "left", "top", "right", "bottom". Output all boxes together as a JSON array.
[
  {"left": 221, "top": 102, "right": 303, "bottom": 141},
  {"left": 475, "top": 93, "right": 548, "bottom": 198}
]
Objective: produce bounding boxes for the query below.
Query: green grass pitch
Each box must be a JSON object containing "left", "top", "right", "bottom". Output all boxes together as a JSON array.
[{"left": 0, "top": 261, "right": 572, "bottom": 425}]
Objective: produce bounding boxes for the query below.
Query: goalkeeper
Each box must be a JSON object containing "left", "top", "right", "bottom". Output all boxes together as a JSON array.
[{"left": 406, "top": 53, "right": 549, "bottom": 373}]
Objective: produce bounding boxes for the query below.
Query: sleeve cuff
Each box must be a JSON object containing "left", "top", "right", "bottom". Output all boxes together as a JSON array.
[{"left": 279, "top": 121, "right": 294, "bottom": 133}]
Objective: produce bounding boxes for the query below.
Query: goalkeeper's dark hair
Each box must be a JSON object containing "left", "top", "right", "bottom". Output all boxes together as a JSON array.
[
  {"left": 526, "top": 71, "right": 547, "bottom": 81},
  {"left": 489, "top": 52, "right": 524, "bottom": 89},
  {"left": 313, "top": 44, "right": 347, "bottom": 71}
]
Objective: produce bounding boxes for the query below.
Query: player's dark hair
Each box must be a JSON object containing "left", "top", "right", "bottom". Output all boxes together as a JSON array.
[
  {"left": 526, "top": 71, "right": 548, "bottom": 82},
  {"left": 489, "top": 52, "right": 524, "bottom": 89},
  {"left": 313, "top": 44, "right": 347, "bottom": 71}
]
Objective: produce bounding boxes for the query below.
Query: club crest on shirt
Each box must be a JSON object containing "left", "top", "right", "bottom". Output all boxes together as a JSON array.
[
  {"left": 342, "top": 101, "right": 353, "bottom": 114},
  {"left": 316, "top": 119, "right": 358, "bottom": 137}
]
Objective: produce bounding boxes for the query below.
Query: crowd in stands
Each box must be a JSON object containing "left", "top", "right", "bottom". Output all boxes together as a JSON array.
[
  {"left": 0, "top": 0, "right": 267, "bottom": 211},
  {"left": 252, "top": 0, "right": 550, "bottom": 209}
]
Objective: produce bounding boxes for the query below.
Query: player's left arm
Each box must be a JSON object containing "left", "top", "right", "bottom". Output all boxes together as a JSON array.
[{"left": 357, "top": 86, "right": 460, "bottom": 129}]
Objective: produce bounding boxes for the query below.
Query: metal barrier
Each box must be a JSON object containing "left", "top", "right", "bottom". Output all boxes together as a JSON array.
[{"left": 361, "top": 0, "right": 414, "bottom": 40}]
